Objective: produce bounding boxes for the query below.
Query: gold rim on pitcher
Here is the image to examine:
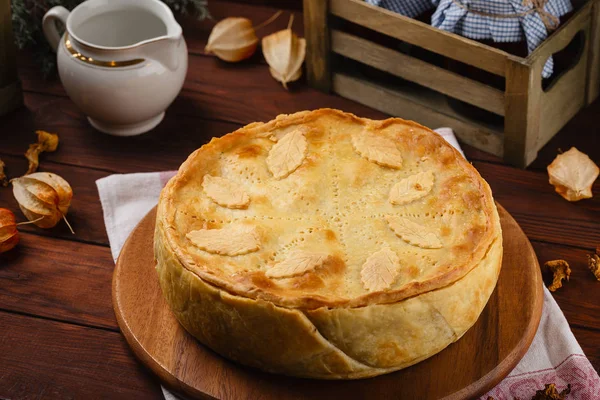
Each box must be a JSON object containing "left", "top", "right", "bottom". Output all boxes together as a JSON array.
[{"left": 64, "top": 33, "right": 145, "bottom": 67}]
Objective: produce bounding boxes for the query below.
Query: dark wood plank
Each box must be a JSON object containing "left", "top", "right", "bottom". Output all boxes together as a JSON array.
[
  {"left": 572, "top": 326, "right": 600, "bottom": 374},
  {"left": 179, "top": 57, "right": 390, "bottom": 123},
  {"left": 533, "top": 241, "right": 600, "bottom": 331},
  {"left": 0, "top": 93, "right": 237, "bottom": 174},
  {"left": 221, "top": 0, "right": 302, "bottom": 10},
  {"left": 303, "top": 0, "right": 331, "bottom": 91},
  {"left": 0, "top": 154, "right": 109, "bottom": 245},
  {"left": 0, "top": 232, "right": 116, "bottom": 330},
  {"left": 16, "top": 54, "right": 390, "bottom": 124},
  {"left": 528, "top": 100, "right": 600, "bottom": 171},
  {"left": 15, "top": 51, "right": 600, "bottom": 168},
  {"left": 0, "top": 311, "right": 163, "bottom": 400},
  {"left": 461, "top": 142, "right": 504, "bottom": 163},
  {"left": 182, "top": 1, "right": 303, "bottom": 56},
  {"left": 475, "top": 161, "right": 600, "bottom": 249}
]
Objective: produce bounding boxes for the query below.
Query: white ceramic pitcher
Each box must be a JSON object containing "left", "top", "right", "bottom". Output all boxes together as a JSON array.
[{"left": 43, "top": 0, "right": 187, "bottom": 136}]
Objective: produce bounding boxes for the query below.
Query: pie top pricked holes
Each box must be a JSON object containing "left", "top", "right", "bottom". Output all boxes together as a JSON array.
[{"left": 162, "top": 109, "right": 498, "bottom": 309}]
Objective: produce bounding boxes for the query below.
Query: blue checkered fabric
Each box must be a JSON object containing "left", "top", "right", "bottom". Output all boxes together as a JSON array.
[
  {"left": 431, "top": 0, "right": 573, "bottom": 77},
  {"left": 366, "top": 0, "right": 572, "bottom": 78},
  {"left": 365, "top": 0, "right": 434, "bottom": 18}
]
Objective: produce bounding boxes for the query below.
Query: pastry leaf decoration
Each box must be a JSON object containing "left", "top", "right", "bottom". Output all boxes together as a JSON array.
[
  {"left": 202, "top": 174, "right": 250, "bottom": 209},
  {"left": 386, "top": 216, "right": 442, "bottom": 249},
  {"left": 187, "top": 225, "right": 260, "bottom": 256},
  {"left": 389, "top": 171, "right": 435, "bottom": 205},
  {"left": 351, "top": 130, "right": 403, "bottom": 168},
  {"left": 361, "top": 247, "right": 401, "bottom": 291},
  {"left": 266, "top": 250, "right": 328, "bottom": 278},
  {"left": 266, "top": 129, "right": 308, "bottom": 179}
]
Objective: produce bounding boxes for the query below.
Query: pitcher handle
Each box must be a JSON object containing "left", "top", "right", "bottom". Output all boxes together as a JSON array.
[{"left": 43, "top": 6, "right": 70, "bottom": 52}]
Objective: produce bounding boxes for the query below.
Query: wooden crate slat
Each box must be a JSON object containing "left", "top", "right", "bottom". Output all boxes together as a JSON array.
[
  {"left": 331, "top": 30, "right": 506, "bottom": 116},
  {"left": 539, "top": 56, "right": 588, "bottom": 151},
  {"left": 330, "top": 0, "right": 511, "bottom": 77},
  {"left": 332, "top": 72, "right": 504, "bottom": 157},
  {"left": 587, "top": 0, "right": 600, "bottom": 104},
  {"left": 528, "top": 1, "right": 593, "bottom": 63},
  {"left": 504, "top": 60, "right": 540, "bottom": 168},
  {"left": 303, "top": 0, "right": 331, "bottom": 91},
  {"left": 531, "top": 3, "right": 592, "bottom": 153}
]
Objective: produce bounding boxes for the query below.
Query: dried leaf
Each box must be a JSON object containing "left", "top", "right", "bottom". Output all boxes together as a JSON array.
[
  {"left": 262, "top": 15, "right": 306, "bottom": 89},
  {"left": 351, "top": 130, "right": 403, "bottom": 169},
  {"left": 0, "top": 208, "right": 19, "bottom": 253},
  {"left": 202, "top": 175, "right": 250, "bottom": 209},
  {"left": 547, "top": 147, "right": 599, "bottom": 201},
  {"left": 25, "top": 130, "right": 59, "bottom": 175},
  {"left": 266, "top": 129, "right": 308, "bottom": 179},
  {"left": 544, "top": 260, "right": 571, "bottom": 292},
  {"left": 205, "top": 18, "right": 259, "bottom": 62},
  {"left": 187, "top": 225, "right": 260, "bottom": 256},
  {"left": 11, "top": 172, "right": 74, "bottom": 232},
  {"left": 266, "top": 250, "right": 329, "bottom": 278},
  {"left": 361, "top": 247, "right": 401, "bottom": 291},
  {"left": 588, "top": 250, "right": 600, "bottom": 281},
  {"left": 531, "top": 383, "right": 571, "bottom": 400},
  {"left": 389, "top": 171, "right": 435, "bottom": 205},
  {"left": 386, "top": 216, "right": 442, "bottom": 249},
  {"left": 0, "top": 158, "right": 8, "bottom": 187}
]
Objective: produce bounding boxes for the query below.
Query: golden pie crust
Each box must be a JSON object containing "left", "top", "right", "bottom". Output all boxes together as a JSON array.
[{"left": 154, "top": 109, "right": 503, "bottom": 379}]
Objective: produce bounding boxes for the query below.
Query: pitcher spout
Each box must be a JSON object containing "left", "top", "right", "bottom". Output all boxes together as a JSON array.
[
  {"left": 136, "top": 0, "right": 185, "bottom": 71},
  {"left": 140, "top": 35, "right": 186, "bottom": 71}
]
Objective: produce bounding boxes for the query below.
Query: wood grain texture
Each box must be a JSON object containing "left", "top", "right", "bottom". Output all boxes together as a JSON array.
[
  {"left": 331, "top": 30, "right": 506, "bottom": 116},
  {"left": 0, "top": 154, "right": 110, "bottom": 245},
  {"left": 586, "top": 0, "right": 600, "bottom": 104},
  {"left": 0, "top": 232, "right": 117, "bottom": 329},
  {"left": 571, "top": 327, "right": 600, "bottom": 375},
  {"left": 527, "top": 99, "right": 600, "bottom": 171},
  {"left": 303, "top": 0, "right": 331, "bottom": 91},
  {"left": 0, "top": 310, "right": 163, "bottom": 400},
  {"left": 113, "top": 205, "right": 543, "bottom": 400},
  {"left": 16, "top": 55, "right": 389, "bottom": 124},
  {"left": 536, "top": 3, "right": 591, "bottom": 153},
  {"left": 533, "top": 241, "right": 600, "bottom": 331},
  {"left": 0, "top": 94, "right": 238, "bottom": 174},
  {"left": 474, "top": 161, "right": 600, "bottom": 249},
  {"left": 332, "top": 72, "right": 505, "bottom": 157},
  {"left": 503, "top": 59, "right": 539, "bottom": 168},
  {"left": 181, "top": 1, "right": 303, "bottom": 57}
]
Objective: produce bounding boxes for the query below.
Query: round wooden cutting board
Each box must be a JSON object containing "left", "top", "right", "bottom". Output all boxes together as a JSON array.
[{"left": 113, "top": 204, "right": 543, "bottom": 400}]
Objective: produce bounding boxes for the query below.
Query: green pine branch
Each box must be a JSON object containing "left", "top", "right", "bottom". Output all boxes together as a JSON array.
[{"left": 11, "top": 0, "right": 210, "bottom": 77}]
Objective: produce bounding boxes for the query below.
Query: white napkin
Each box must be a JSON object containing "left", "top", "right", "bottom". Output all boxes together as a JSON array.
[{"left": 97, "top": 129, "right": 600, "bottom": 400}]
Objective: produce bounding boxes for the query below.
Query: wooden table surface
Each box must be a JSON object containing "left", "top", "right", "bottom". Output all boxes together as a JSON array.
[{"left": 1, "top": 1, "right": 599, "bottom": 399}]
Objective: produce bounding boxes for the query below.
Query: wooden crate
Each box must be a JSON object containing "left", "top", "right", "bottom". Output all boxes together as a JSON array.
[{"left": 303, "top": 0, "right": 600, "bottom": 167}]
